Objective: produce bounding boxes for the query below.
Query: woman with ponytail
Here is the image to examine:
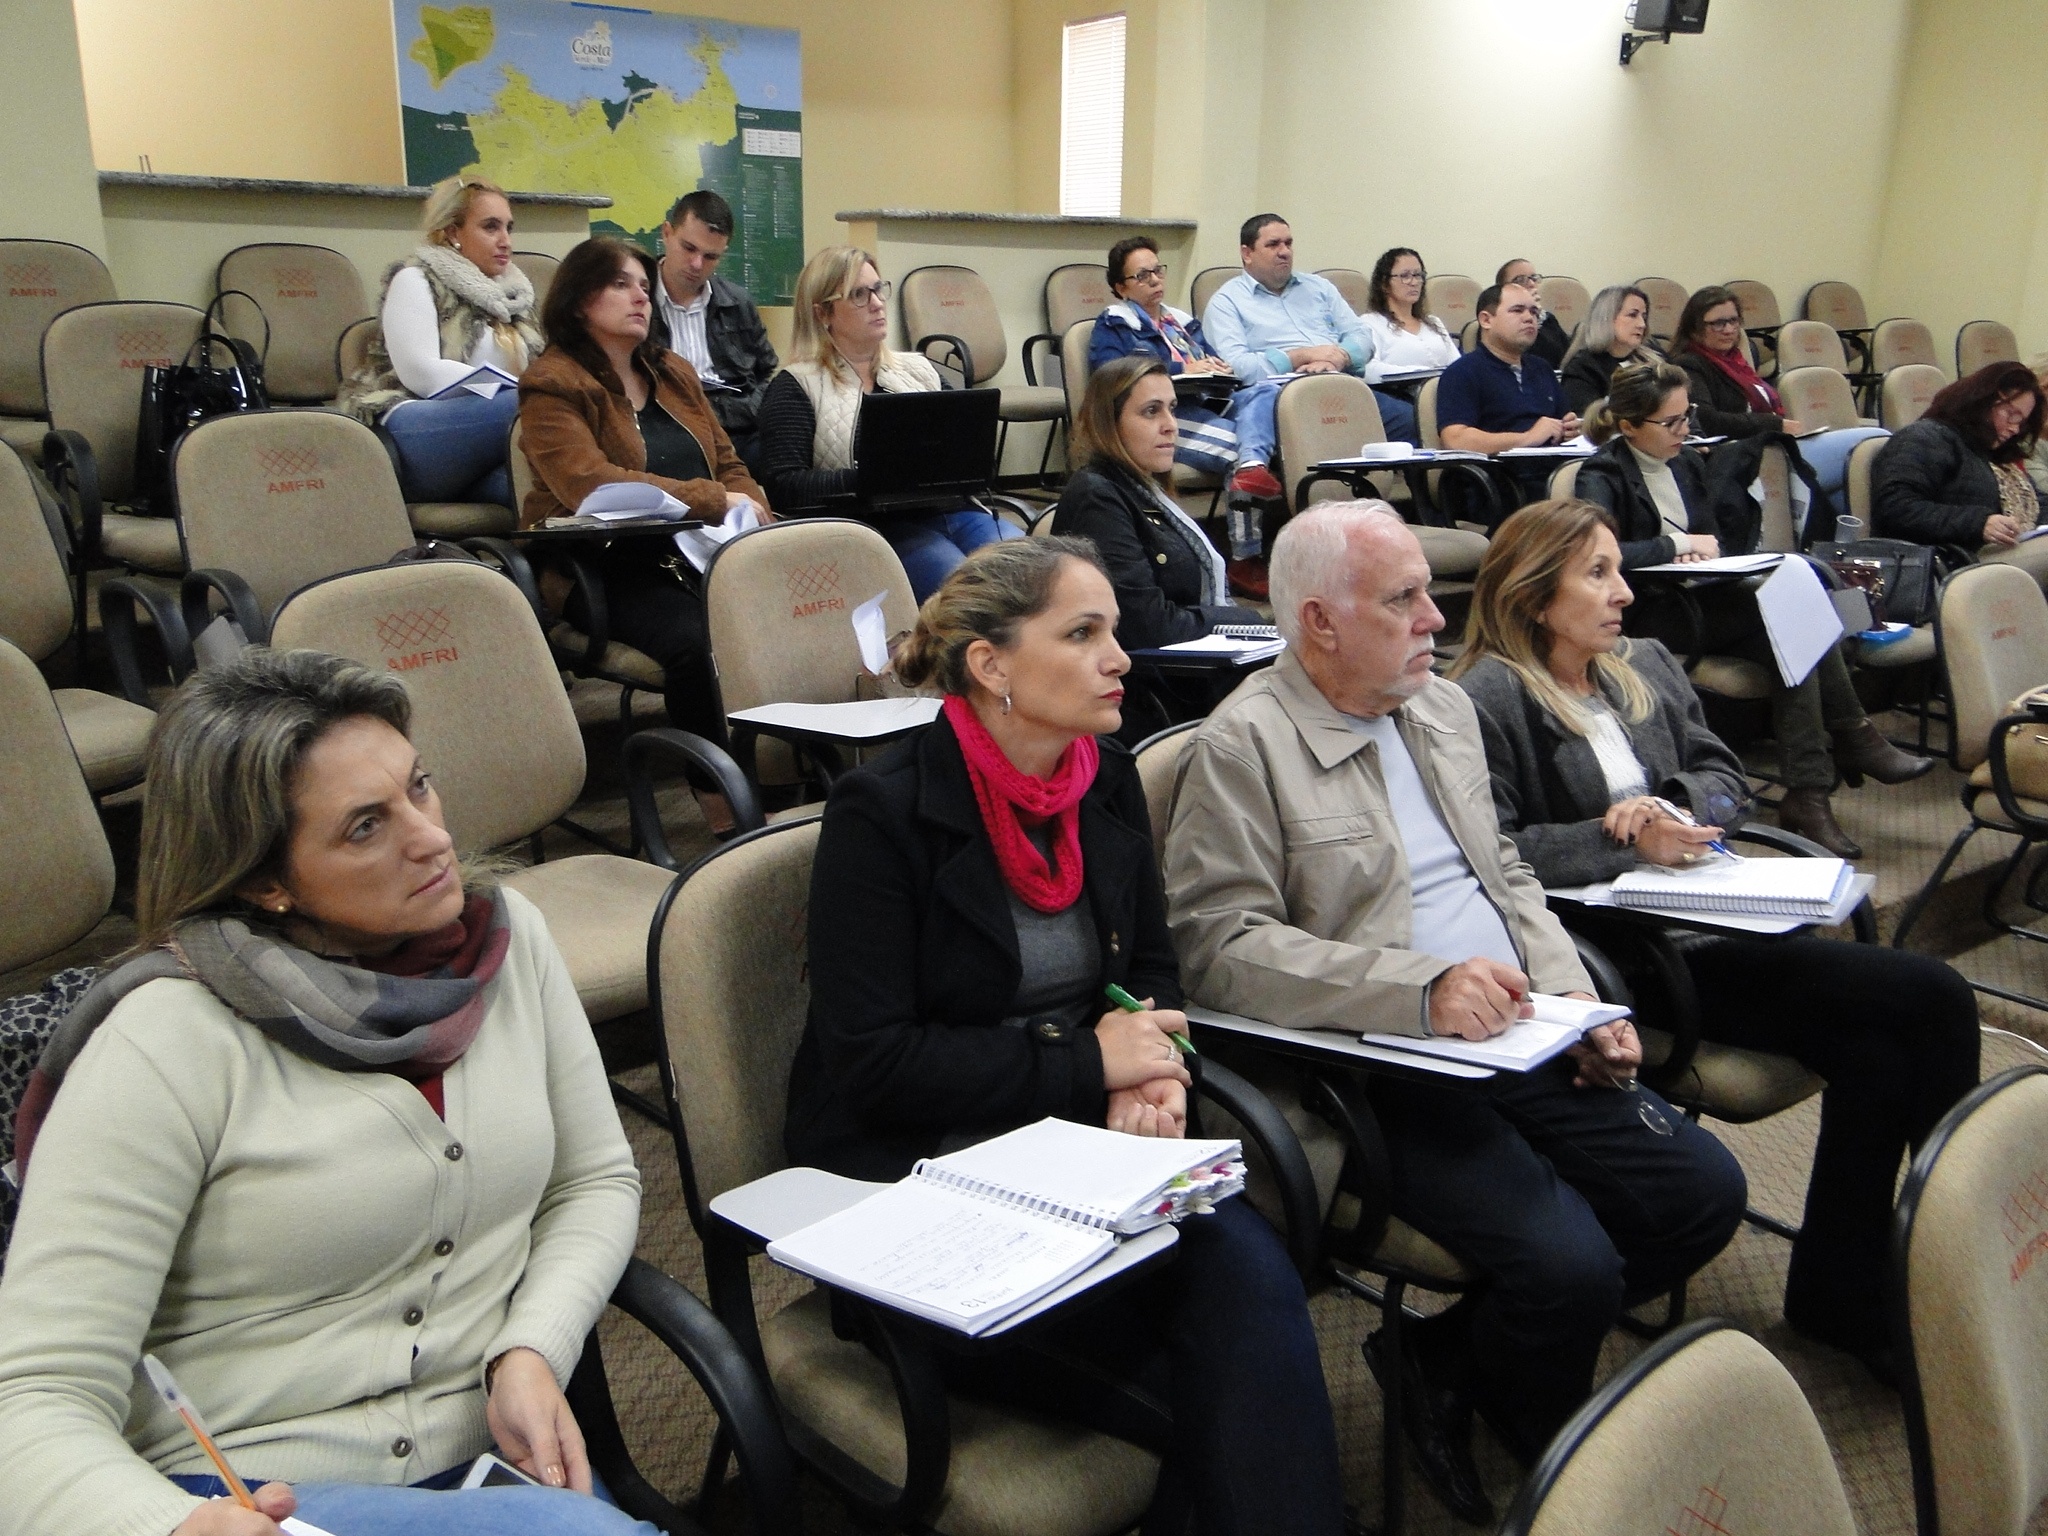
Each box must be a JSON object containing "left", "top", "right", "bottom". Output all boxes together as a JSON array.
[{"left": 785, "top": 538, "right": 1345, "bottom": 1536}]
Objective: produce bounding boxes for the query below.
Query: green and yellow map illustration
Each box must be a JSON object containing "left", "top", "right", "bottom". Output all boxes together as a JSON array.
[{"left": 396, "top": 1, "right": 803, "bottom": 301}]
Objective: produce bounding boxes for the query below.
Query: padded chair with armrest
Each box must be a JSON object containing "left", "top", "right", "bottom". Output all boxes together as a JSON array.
[
  {"left": 509, "top": 251, "right": 561, "bottom": 311},
  {"left": 1957, "top": 318, "right": 2020, "bottom": 377},
  {"left": 1803, "top": 281, "right": 1874, "bottom": 373},
  {"left": 1188, "top": 265, "right": 1235, "bottom": 321},
  {"left": 1536, "top": 277, "right": 1591, "bottom": 340},
  {"left": 1776, "top": 365, "right": 1875, "bottom": 432},
  {"left": 1891, "top": 1064, "right": 2048, "bottom": 1536},
  {"left": 0, "top": 239, "right": 116, "bottom": 459},
  {"left": 1423, "top": 275, "right": 1479, "bottom": 340},
  {"left": 1724, "top": 278, "right": 1783, "bottom": 348},
  {"left": 1775, "top": 319, "right": 1852, "bottom": 377},
  {"left": 1633, "top": 277, "right": 1689, "bottom": 345},
  {"left": 1496, "top": 1317, "right": 1857, "bottom": 1536},
  {"left": 1044, "top": 262, "right": 1113, "bottom": 336},
  {"left": 900, "top": 265, "right": 1067, "bottom": 480},
  {"left": 1883, "top": 363, "right": 1948, "bottom": 430},
  {"left": 1058, "top": 320, "right": 1223, "bottom": 518},
  {"left": 214, "top": 243, "right": 367, "bottom": 405},
  {"left": 1315, "top": 267, "right": 1372, "bottom": 316},
  {"left": 38, "top": 300, "right": 205, "bottom": 623},
  {"left": 0, "top": 448, "right": 164, "bottom": 792},
  {"left": 1891, "top": 564, "right": 2048, "bottom": 1010},
  {"left": 1415, "top": 375, "right": 1507, "bottom": 530},
  {"left": 1871, "top": 317, "right": 1940, "bottom": 377},
  {"left": 652, "top": 813, "right": 1321, "bottom": 1536}
]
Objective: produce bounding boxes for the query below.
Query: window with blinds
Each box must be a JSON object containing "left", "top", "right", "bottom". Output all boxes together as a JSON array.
[{"left": 1061, "top": 14, "right": 1126, "bottom": 218}]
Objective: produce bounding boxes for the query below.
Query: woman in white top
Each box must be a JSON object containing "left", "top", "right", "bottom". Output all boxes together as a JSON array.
[
  {"left": 339, "top": 176, "right": 544, "bottom": 508},
  {"left": 1358, "top": 247, "right": 1456, "bottom": 447},
  {"left": 755, "top": 246, "right": 1023, "bottom": 599}
]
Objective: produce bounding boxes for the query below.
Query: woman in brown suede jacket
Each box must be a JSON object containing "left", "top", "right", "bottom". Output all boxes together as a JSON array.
[{"left": 517, "top": 238, "right": 771, "bottom": 771}]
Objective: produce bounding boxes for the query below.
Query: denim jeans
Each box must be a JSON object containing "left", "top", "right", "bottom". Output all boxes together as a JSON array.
[
  {"left": 884, "top": 508, "right": 1025, "bottom": 601},
  {"left": 170, "top": 1470, "right": 659, "bottom": 1536},
  {"left": 381, "top": 390, "right": 520, "bottom": 507},
  {"left": 1370, "top": 1058, "right": 1746, "bottom": 1459},
  {"left": 938, "top": 1197, "right": 1345, "bottom": 1536},
  {"left": 1370, "top": 387, "right": 1421, "bottom": 447}
]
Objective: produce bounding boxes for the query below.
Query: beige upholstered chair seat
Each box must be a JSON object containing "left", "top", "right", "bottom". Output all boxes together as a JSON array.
[
  {"left": 1661, "top": 1041, "right": 1825, "bottom": 1123},
  {"left": 98, "top": 512, "right": 183, "bottom": 571},
  {"left": 53, "top": 686, "right": 154, "bottom": 791},
  {"left": 1686, "top": 655, "right": 1773, "bottom": 700},
  {"left": 1414, "top": 526, "right": 1488, "bottom": 579},
  {"left": 407, "top": 501, "right": 517, "bottom": 538},
  {"left": 996, "top": 383, "right": 1067, "bottom": 422},
  {"left": 1167, "top": 461, "right": 1222, "bottom": 493},
  {"left": 0, "top": 417, "right": 44, "bottom": 455},
  {"left": 1965, "top": 764, "right": 2048, "bottom": 829},
  {"left": 548, "top": 624, "right": 666, "bottom": 687},
  {"left": 1857, "top": 623, "right": 1935, "bottom": 668},
  {"left": 762, "top": 1291, "right": 1159, "bottom": 1536},
  {"left": 503, "top": 854, "right": 678, "bottom": 1021},
  {"left": 1366, "top": 1216, "right": 1476, "bottom": 1283}
]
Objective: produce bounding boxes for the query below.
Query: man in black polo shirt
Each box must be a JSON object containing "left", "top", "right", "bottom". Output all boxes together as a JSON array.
[{"left": 1437, "top": 283, "right": 1580, "bottom": 517}]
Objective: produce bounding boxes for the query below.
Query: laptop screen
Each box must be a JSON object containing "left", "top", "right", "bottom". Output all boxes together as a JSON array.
[{"left": 852, "top": 388, "right": 1001, "bottom": 507}]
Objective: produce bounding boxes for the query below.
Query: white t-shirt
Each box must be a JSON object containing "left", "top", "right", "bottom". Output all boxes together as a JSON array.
[
  {"left": 1582, "top": 695, "right": 1650, "bottom": 802},
  {"left": 1346, "top": 711, "right": 1521, "bottom": 969},
  {"left": 380, "top": 266, "right": 521, "bottom": 412},
  {"left": 1360, "top": 310, "right": 1460, "bottom": 383}
]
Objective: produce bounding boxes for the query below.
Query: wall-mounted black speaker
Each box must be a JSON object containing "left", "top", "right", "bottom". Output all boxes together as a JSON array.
[{"left": 1632, "top": 0, "right": 1708, "bottom": 34}]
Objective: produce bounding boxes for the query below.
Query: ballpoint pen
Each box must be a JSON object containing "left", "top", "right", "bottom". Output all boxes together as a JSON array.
[
  {"left": 142, "top": 1354, "right": 258, "bottom": 1510},
  {"left": 1648, "top": 796, "right": 1737, "bottom": 860},
  {"left": 1104, "top": 982, "right": 1197, "bottom": 1056}
]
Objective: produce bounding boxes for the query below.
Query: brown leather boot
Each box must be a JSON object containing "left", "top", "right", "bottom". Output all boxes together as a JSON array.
[
  {"left": 1830, "top": 719, "right": 1936, "bottom": 788},
  {"left": 1776, "top": 786, "right": 1863, "bottom": 858}
]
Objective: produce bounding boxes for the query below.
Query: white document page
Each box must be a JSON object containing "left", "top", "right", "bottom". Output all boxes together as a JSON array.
[
  {"left": 1753, "top": 553, "right": 1845, "bottom": 687},
  {"left": 765, "top": 1177, "right": 1113, "bottom": 1335},
  {"left": 1158, "top": 634, "right": 1286, "bottom": 661},
  {"left": 577, "top": 481, "right": 693, "bottom": 521},
  {"left": 428, "top": 364, "right": 517, "bottom": 400},
  {"left": 727, "top": 697, "right": 941, "bottom": 739},
  {"left": 920, "top": 1117, "right": 1242, "bottom": 1233},
  {"left": 1360, "top": 994, "right": 1626, "bottom": 1072},
  {"left": 1611, "top": 856, "right": 1852, "bottom": 917},
  {"left": 851, "top": 590, "right": 891, "bottom": 674},
  {"left": 671, "top": 498, "right": 761, "bottom": 571},
  {"left": 1633, "top": 553, "right": 1786, "bottom": 575}
]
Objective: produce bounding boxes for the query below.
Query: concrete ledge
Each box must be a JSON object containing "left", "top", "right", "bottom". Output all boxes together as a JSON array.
[{"left": 100, "top": 172, "right": 611, "bottom": 208}]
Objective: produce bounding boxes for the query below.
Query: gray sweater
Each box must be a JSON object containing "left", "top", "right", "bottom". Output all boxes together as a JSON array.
[{"left": 1456, "top": 641, "right": 1751, "bottom": 888}]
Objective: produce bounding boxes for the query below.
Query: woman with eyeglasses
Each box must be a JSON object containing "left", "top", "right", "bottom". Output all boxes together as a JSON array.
[
  {"left": 1358, "top": 246, "right": 1455, "bottom": 439},
  {"left": 1448, "top": 499, "right": 1977, "bottom": 1388},
  {"left": 1559, "top": 285, "right": 1663, "bottom": 417},
  {"left": 757, "top": 246, "right": 1022, "bottom": 599},
  {"left": 1873, "top": 361, "right": 2048, "bottom": 589},
  {"left": 1577, "top": 363, "right": 1931, "bottom": 856},
  {"left": 1087, "top": 236, "right": 1288, "bottom": 580},
  {"left": 1670, "top": 286, "right": 1885, "bottom": 505}
]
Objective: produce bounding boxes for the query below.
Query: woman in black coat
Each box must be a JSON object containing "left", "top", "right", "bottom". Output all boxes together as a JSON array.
[
  {"left": 785, "top": 538, "right": 1344, "bottom": 1536},
  {"left": 1575, "top": 364, "right": 1931, "bottom": 857},
  {"left": 1051, "top": 355, "right": 1262, "bottom": 651},
  {"left": 1872, "top": 360, "right": 2048, "bottom": 587},
  {"left": 1558, "top": 284, "right": 1663, "bottom": 417},
  {"left": 1450, "top": 500, "right": 1978, "bottom": 1383}
]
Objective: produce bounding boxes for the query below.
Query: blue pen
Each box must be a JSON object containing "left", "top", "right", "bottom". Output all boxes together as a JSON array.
[{"left": 1650, "top": 797, "right": 1736, "bottom": 859}]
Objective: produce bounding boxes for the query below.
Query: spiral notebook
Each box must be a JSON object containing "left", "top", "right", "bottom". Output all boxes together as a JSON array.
[
  {"left": 766, "top": 1118, "right": 1244, "bottom": 1335},
  {"left": 1610, "top": 856, "right": 1853, "bottom": 919}
]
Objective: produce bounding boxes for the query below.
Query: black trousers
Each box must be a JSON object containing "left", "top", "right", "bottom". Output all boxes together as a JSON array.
[
  {"left": 562, "top": 544, "right": 726, "bottom": 745},
  {"left": 1682, "top": 934, "right": 1979, "bottom": 1346}
]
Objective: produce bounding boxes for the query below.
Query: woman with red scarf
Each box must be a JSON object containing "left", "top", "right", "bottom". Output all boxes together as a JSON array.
[
  {"left": 1671, "top": 286, "right": 1886, "bottom": 503},
  {"left": 786, "top": 538, "right": 1345, "bottom": 1536}
]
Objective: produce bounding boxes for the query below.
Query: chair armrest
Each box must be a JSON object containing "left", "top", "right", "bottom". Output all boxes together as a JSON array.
[
  {"left": 622, "top": 728, "right": 763, "bottom": 868},
  {"left": 1554, "top": 909, "right": 1704, "bottom": 1087},
  {"left": 1192, "top": 1056, "right": 1323, "bottom": 1282},
  {"left": 457, "top": 536, "right": 548, "bottom": 628},
  {"left": 1987, "top": 710, "right": 2048, "bottom": 843},
  {"left": 570, "top": 1256, "right": 802, "bottom": 1535},
  {"left": 1304, "top": 1070, "right": 1395, "bottom": 1266},
  {"left": 41, "top": 429, "right": 101, "bottom": 558},
  {"left": 1571, "top": 930, "right": 1633, "bottom": 1008},
  {"left": 974, "top": 492, "right": 1039, "bottom": 533},
  {"left": 1438, "top": 461, "right": 1503, "bottom": 530},
  {"left": 912, "top": 333, "right": 975, "bottom": 390},
  {"left": 1020, "top": 332, "right": 1061, "bottom": 389},
  {"left": 99, "top": 576, "right": 192, "bottom": 703},
  {"left": 181, "top": 567, "right": 267, "bottom": 648},
  {"left": 1728, "top": 821, "right": 1829, "bottom": 859},
  {"left": 369, "top": 421, "right": 406, "bottom": 482},
  {"left": 549, "top": 553, "right": 611, "bottom": 672},
  {"left": 1293, "top": 468, "right": 1366, "bottom": 512}
]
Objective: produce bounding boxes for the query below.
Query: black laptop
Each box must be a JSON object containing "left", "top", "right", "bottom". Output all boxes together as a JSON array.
[{"left": 850, "top": 387, "right": 1001, "bottom": 516}]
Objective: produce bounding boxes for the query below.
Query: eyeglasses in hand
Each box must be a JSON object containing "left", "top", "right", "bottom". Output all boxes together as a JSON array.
[{"left": 833, "top": 281, "right": 894, "bottom": 308}]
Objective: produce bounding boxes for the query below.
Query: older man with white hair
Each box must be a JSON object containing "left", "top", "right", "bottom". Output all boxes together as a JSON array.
[{"left": 1163, "top": 502, "right": 1743, "bottom": 1523}]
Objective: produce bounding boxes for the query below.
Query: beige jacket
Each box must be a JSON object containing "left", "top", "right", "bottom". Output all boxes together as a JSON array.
[{"left": 1164, "top": 652, "right": 1591, "bottom": 1039}]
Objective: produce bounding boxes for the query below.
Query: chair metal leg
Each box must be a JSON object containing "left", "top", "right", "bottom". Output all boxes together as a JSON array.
[
  {"left": 1743, "top": 1207, "right": 1802, "bottom": 1241},
  {"left": 610, "top": 1077, "right": 675, "bottom": 1131},
  {"left": 1381, "top": 1277, "right": 1408, "bottom": 1536},
  {"left": 1892, "top": 821, "right": 1982, "bottom": 950}
]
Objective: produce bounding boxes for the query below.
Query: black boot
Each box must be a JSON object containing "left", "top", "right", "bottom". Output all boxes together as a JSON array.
[
  {"left": 1831, "top": 718, "right": 1937, "bottom": 788},
  {"left": 1776, "top": 786, "right": 1863, "bottom": 858},
  {"left": 1362, "top": 1329, "right": 1495, "bottom": 1526}
]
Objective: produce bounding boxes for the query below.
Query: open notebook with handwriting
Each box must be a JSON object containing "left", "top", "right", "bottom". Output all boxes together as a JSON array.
[{"left": 766, "top": 1118, "right": 1245, "bottom": 1335}]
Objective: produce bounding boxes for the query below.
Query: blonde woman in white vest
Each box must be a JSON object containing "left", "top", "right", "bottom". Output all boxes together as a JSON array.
[
  {"left": 756, "top": 246, "right": 1022, "bottom": 599},
  {"left": 338, "top": 176, "right": 544, "bottom": 508}
]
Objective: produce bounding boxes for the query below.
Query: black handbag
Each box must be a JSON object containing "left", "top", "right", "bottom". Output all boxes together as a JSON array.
[
  {"left": 133, "top": 290, "right": 270, "bottom": 514},
  {"left": 1807, "top": 536, "right": 1945, "bottom": 627}
]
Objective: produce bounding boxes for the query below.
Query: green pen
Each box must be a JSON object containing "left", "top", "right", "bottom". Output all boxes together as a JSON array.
[{"left": 1105, "top": 982, "right": 1197, "bottom": 1056}]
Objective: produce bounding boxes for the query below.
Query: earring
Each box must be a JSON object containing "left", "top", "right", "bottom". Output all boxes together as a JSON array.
[
  {"left": 273, "top": 903, "right": 290, "bottom": 914},
  {"left": 1001, "top": 692, "right": 1012, "bottom": 715}
]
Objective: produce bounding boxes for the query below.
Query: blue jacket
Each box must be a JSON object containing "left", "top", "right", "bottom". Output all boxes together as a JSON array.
[
  {"left": 1200, "top": 270, "right": 1374, "bottom": 384},
  {"left": 1087, "top": 300, "right": 1215, "bottom": 375}
]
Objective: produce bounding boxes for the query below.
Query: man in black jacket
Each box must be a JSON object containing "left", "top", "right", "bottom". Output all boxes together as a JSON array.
[{"left": 655, "top": 190, "right": 779, "bottom": 471}]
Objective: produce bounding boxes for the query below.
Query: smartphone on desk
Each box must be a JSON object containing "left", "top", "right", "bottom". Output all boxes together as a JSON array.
[{"left": 460, "top": 1452, "right": 542, "bottom": 1489}]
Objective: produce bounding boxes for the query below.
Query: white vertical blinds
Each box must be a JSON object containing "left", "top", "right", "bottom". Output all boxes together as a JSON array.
[{"left": 1061, "top": 14, "right": 1126, "bottom": 218}]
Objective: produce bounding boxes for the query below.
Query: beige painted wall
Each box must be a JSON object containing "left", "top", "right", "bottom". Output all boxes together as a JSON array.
[
  {"left": 1, "top": 0, "right": 107, "bottom": 254},
  {"left": 1872, "top": 0, "right": 2048, "bottom": 367},
  {"left": 72, "top": 0, "right": 1017, "bottom": 261}
]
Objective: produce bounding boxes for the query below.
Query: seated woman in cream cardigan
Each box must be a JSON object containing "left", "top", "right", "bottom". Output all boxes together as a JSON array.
[
  {"left": 755, "top": 244, "right": 1023, "bottom": 599},
  {"left": 0, "top": 649, "right": 645, "bottom": 1536}
]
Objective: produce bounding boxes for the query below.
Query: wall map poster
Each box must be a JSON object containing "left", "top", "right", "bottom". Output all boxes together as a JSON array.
[{"left": 395, "top": 0, "right": 803, "bottom": 302}]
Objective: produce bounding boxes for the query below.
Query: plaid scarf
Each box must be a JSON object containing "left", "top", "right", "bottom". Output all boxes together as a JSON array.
[{"left": 11, "top": 890, "right": 510, "bottom": 1178}]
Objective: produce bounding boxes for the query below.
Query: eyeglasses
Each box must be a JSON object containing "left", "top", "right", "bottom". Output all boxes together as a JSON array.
[
  {"left": 1643, "top": 407, "right": 1698, "bottom": 434},
  {"left": 1123, "top": 264, "right": 1169, "bottom": 284},
  {"left": 830, "top": 281, "right": 893, "bottom": 308},
  {"left": 1702, "top": 316, "right": 1744, "bottom": 332},
  {"left": 1390, "top": 270, "right": 1427, "bottom": 284},
  {"left": 1508, "top": 272, "right": 1544, "bottom": 286}
]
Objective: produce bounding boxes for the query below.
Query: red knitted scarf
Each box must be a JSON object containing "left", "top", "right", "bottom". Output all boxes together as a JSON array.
[
  {"left": 942, "top": 694, "right": 1099, "bottom": 913},
  {"left": 1699, "top": 341, "right": 1782, "bottom": 414}
]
